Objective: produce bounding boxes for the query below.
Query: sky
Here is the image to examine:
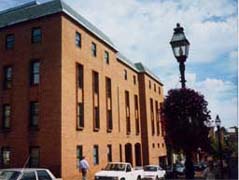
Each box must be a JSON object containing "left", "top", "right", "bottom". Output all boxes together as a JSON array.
[{"left": 0, "top": 0, "right": 237, "bottom": 128}]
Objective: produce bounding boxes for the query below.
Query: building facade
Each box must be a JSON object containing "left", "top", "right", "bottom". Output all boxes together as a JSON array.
[{"left": 0, "top": 0, "right": 166, "bottom": 179}]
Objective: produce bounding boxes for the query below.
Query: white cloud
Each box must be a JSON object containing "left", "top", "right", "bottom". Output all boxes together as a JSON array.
[
  {"left": 66, "top": 0, "right": 237, "bottom": 127},
  {"left": 1, "top": 0, "right": 237, "bottom": 127}
]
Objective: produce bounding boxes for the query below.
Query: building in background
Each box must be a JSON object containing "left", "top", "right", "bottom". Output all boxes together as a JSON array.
[{"left": 0, "top": 0, "right": 166, "bottom": 179}]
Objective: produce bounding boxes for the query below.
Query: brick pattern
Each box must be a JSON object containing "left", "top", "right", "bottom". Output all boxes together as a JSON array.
[{"left": 0, "top": 13, "right": 166, "bottom": 179}]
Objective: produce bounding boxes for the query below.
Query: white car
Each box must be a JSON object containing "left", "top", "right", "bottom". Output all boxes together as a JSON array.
[
  {"left": 142, "top": 165, "right": 166, "bottom": 180},
  {"left": 95, "top": 162, "right": 143, "bottom": 180},
  {"left": 0, "top": 168, "right": 61, "bottom": 180}
]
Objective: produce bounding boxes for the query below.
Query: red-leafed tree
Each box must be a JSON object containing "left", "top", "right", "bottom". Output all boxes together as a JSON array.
[{"left": 161, "top": 88, "right": 211, "bottom": 178}]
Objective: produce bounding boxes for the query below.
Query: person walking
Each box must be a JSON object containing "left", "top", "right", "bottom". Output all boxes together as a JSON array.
[{"left": 79, "top": 156, "right": 90, "bottom": 180}]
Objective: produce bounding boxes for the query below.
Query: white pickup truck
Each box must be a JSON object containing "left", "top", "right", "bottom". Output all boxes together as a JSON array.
[{"left": 94, "top": 162, "right": 143, "bottom": 180}]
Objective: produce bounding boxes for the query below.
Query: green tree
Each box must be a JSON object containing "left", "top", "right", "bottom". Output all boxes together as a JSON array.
[{"left": 161, "top": 88, "right": 211, "bottom": 178}]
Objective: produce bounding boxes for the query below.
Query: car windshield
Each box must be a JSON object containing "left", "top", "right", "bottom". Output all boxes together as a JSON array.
[
  {"left": 0, "top": 170, "right": 21, "bottom": 180},
  {"left": 176, "top": 164, "right": 184, "bottom": 168},
  {"left": 143, "top": 166, "right": 157, "bottom": 172},
  {"left": 104, "top": 164, "right": 126, "bottom": 171}
]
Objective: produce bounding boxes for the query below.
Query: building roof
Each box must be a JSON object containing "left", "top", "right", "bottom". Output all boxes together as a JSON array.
[
  {"left": 0, "top": 0, "right": 163, "bottom": 86},
  {"left": 116, "top": 53, "right": 139, "bottom": 72},
  {"left": 135, "top": 62, "right": 163, "bottom": 85},
  {"left": 0, "top": 0, "right": 117, "bottom": 50}
]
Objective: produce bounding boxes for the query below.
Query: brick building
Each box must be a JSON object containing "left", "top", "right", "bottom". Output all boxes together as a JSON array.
[{"left": 0, "top": 0, "right": 166, "bottom": 179}]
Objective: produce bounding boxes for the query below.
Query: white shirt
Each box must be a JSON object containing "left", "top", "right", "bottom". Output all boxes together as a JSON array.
[{"left": 79, "top": 159, "right": 90, "bottom": 170}]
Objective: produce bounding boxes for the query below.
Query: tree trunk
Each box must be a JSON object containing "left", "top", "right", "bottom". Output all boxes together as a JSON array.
[{"left": 184, "top": 151, "right": 195, "bottom": 179}]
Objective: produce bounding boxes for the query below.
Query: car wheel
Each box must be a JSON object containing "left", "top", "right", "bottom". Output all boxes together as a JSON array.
[
  {"left": 137, "top": 176, "right": 141, "bottom": 180},
  {"left": 156, "top": 176, "right": 159, "bottom": 180},
  {"left": 120, "top": 178, "right": 125, "bottom": 180}
]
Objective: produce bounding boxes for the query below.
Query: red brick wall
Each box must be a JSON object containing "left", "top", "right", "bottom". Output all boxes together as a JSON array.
[{"left": 0, "top": 14, "right": 62, "bottom": 177}]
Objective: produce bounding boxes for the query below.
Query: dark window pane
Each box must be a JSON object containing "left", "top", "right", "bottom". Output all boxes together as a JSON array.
[
  {"left": 107, "top": 145, "right": 112, "bottom": 162},
  {"left": 3, "top": 66, "right": 12, "bottom": 89},
  {"left": 30, "top": 102, "right": 39, "bottom": 127},
  {"left": 29, "top": 147, "right": 40, "bottom": 168},
  {"left": 32, "top": 28, "right": 41, "bottom": 43},
  {"left": 76, "top": 145, "right": 83, "bottom": 168},
  {"left": 93, "top": 71, "right": 99, "bottom": 94},
  {"left": 124, "top": 70, "right": 127, "bottom": 80},
  {"left": 75, "top": 32, "right": 81, "bottom": 47},
  {"left": 31, "top": 61, "right": 40, "bottom": 85},
  {"left": 77, "top": 64, "right": 83, "bottom": 89},
  {"left": 93, "top": 145, "right": 99, "bottom": 165},
  {"left": 2, "top": 104, "right": 11, "bottom": 129},
  {"left": 94, "top": 107, "right": 100, "bottom": 129},
  {"left": 91, "top": 42, "right": 97, "bottom": 57},
  {"left": 133, "top": 75, "right": 136, "bottom": 85},
  {"left": 77, "top": 103, "right": 84, "bottom": 128},
  {"left": 5, "top": 34, "right": 14, "bottom": 49},
  {"left": 104, "top": 51, "right": 109, "bottom": 64},
  {"left": 1, "top": 147, "right": 11, "bottom": 167}
]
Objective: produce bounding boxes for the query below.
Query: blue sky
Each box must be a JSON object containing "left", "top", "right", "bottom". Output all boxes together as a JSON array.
[{"left": 0, "top": 0, "right": 237, "bottom": 128}]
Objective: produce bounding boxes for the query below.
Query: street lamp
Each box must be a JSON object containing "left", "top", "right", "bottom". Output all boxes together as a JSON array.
[
  {"left": 215, "top": 115, "right": 223, "bottom": 178},
  {"left": 170, "top": 23, "right": 190, "bottom": 88}
]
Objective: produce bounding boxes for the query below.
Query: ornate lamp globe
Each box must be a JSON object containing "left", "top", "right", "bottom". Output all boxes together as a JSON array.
[{"left": 170, "top": 23, "right": 190, "bottom": 63}]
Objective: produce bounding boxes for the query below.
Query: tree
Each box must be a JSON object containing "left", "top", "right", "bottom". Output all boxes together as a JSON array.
[{"left": 161, "top": 88, "right": 211, "bottom": 178}]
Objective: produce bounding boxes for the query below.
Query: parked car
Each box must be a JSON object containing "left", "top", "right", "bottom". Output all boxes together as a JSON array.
[
  {"left": 174, "top": 163, "right": 185, "bottom": 176},
  {"left": 194, "top": 162, "right": 207, "bottom": 171},
  {"left": 165, "top": 163, "right": 185, "bottom": 179},
  {"left": 142, "top": 165, "right": 166, "bottom": 180},
  {"left": 94, "top": 162, "right": 143, "bottom": 180},
  {"left": 0, "top": 168, "right": 60, "bottom": 180}
]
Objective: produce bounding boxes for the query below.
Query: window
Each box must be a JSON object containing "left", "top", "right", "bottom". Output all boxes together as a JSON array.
[
  {"left": 93, "top": 145, "right": 99, "bottom": 165},
  {"left": 93, "top": 71, "right": 99, "bottom": 94},
  {"left": 119, "top": 144, "right": 122, "bottom": 162},
  {"left": 75, "top": 32, "right": 81, "bottom": 47},
  {"left": 32, "top": 27, "right": 42, "bottom": 43},
  {"left": 104, "top": 51, "right": 109, "bottom": 64},
  {"left": 37, "top": 170, "right": 52, "bottom": 180},
  {"left": 133, "top": 75, "right": 136, "bottom": 85},
  {"left": 107, "top": 145, "right": 112, "bottom": 162},
  {"left": 149, "top": 80, "right": 151, "bottom": 89},
  {"left": 22, "top": 172, "right": 36, "bottom": 179},
  {"left": 5, "top": 34, "right": 14, "bottom": 49},
  {"left": 106, "top": 77, "right": 112, "bottom": 131},
  {"left": 125, "top": 91, "right": 130, "bottom": 134},
  {"left": 134, "top": 95, "right": 140, "bottom": 135},
  {"left": 77, "top": 64, "right": 83, "bottom": 89},
  {"left": 77, "top": 145, "right": 83, "bottom": 168},
  {"left": 124, "top": 70, "right": 127, "bottom": 80},
  {"left": 29, "top": 147, "right": 40, "bottom": 168},
  {"left": 155, "top": 101, "right": 160, "bottom": 136},
  {"left": 30, "top": 61, "right": 40, "bottom": 85},
  {"left": 152, "top": 143, "right": 155, "bottom": 148},
  {"left": 94, "top": 107, "right": 100, "bottom": 129},
  {"left": 93, "top": 71, "right": 100, "bottom": 130},
  {"left": 77, "top": 103, "right": 84, "bottom": 129},
  {"left": 30, "top": 102, "right": 39, "bottom": 128},
  {"left": 1, "top": 147, "right": 10, "bottom": 167},
  {"left": 91, "top": 42, "right": 97, "bottom": 57},
  {"left": 158, "top": 87, "right": 161, "bottom": 95},
  {"left": 150, "top": 98, "right": 155, "bottom": 135},
  {"left": 154, "top": 84, "right": 156, "bottom": 92},
  {"left": 3, "top": 66, "right": 12, "bottom": 89},
  {"left": 2, "top": 104, "right": 11, "bottom": 129}
]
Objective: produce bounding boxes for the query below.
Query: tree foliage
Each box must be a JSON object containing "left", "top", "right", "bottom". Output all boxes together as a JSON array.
[{"left": 161, "top": 88, "right": 211, "bottom": 152}]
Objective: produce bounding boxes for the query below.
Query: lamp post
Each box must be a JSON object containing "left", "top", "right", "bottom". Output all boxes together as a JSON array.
[
  {"left": 170, "top": 23, "right": 190, "bottom": 88},
  {"left": 215, "top": 115, "right": 223, "bottom": 178}
]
